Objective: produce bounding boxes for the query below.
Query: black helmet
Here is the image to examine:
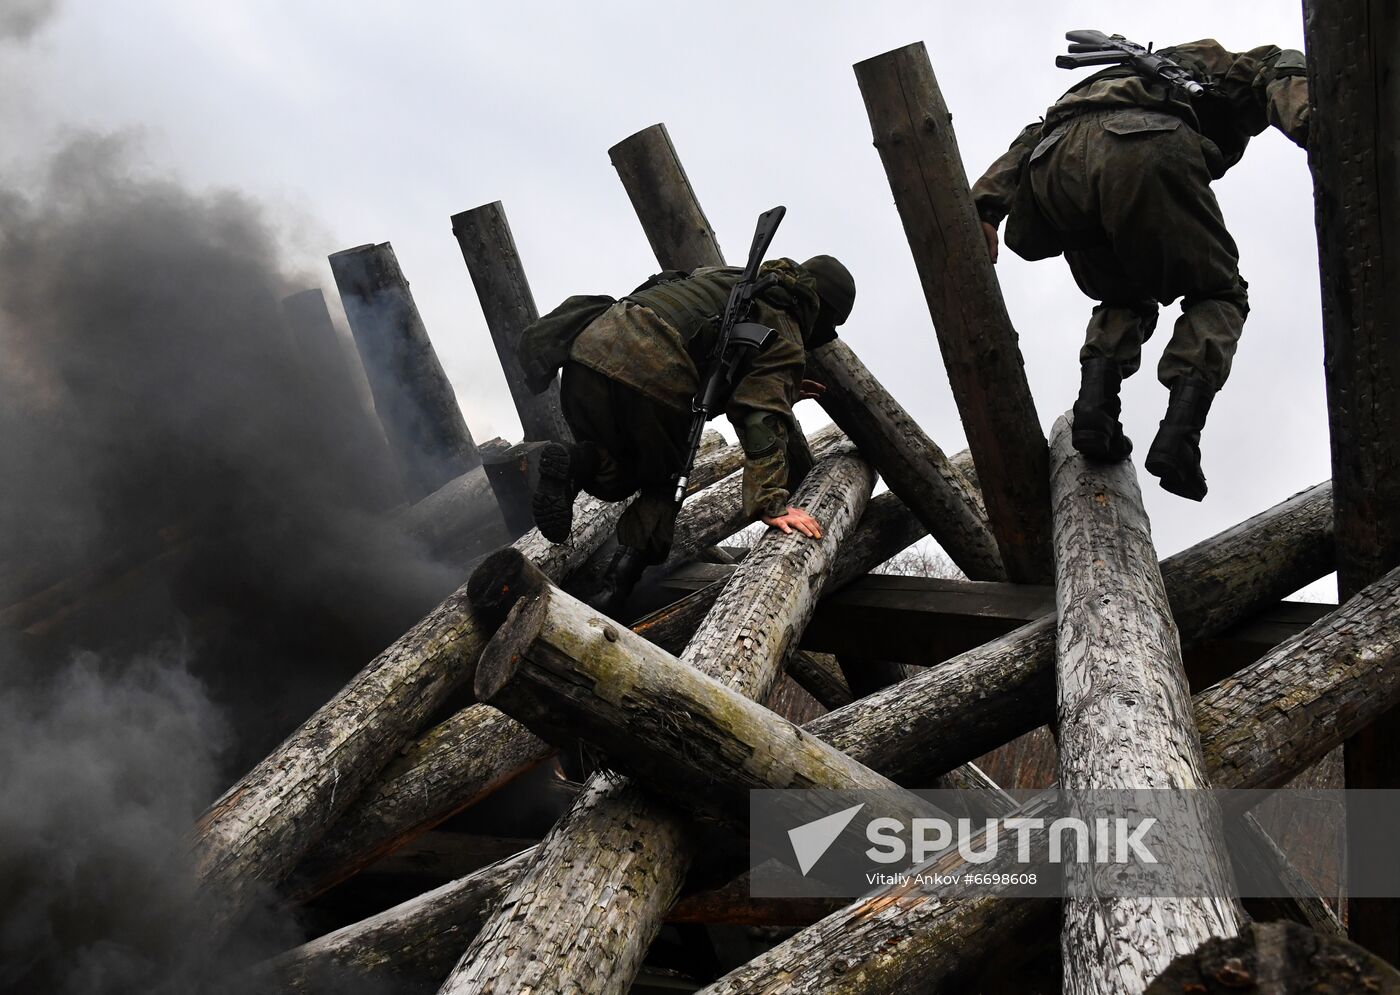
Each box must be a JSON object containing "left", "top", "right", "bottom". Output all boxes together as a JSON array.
[{"left": 801, "top": 255, "right": 856, "bottom": 325}]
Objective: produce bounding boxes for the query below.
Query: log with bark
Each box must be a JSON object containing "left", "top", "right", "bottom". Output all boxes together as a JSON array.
[
  {"left": 1304, "top": 0, "right": 1400, "bottom": 959},
  {"left": 270, "top": 439, "right": 762, "bottom": 907},
  {"left": 807, "top": 336, "right": 1004, "bottom": 581},
  {"left": 192, "top": 489, "right": 629, "bottom": 929},
  {"left": 328, "top": 241, "right": 482, "bottom": 499},
  {"left": 854, "top": 41, "right": 1052, "bottom": 581},
  {"left": 806, "top": 480, "right": 1334, "bottom": 784},
  {"left": 696, "top": 562, "right": 1400, "bottom": 995},
  {"left": 1144, "top": 920, "right": 1400, "bottom": 994},
  {"left": 437, "top": 445, "right": 875, "bottom": 995},
  {"left": 1049, "top": 413, "right": 1240, "bottom": 995},
  {"left": 451, "top": 201, "right": 571, "bottom": 443},
  {"left": 608, "top": 123, "right": 725, "bottom": 272},
  {"left": 261, "top": 514, "right": 1352, "bottom": 993}
]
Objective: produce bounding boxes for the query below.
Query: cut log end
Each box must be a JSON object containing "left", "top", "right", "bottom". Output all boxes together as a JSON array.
[
  {"left": 467, "top": 546, "right": 552, "bottom": 633},
  {"left": 472, "top": 593, "right": 549, "bottom": 702}
]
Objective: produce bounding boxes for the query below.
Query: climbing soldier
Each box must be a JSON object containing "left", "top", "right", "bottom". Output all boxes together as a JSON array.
[
  {"left": 973, "top": 35, "right": 1310, "bottom": 499},
  {"left": 515, "top": 254, "right": 855, "bottom": 614}
]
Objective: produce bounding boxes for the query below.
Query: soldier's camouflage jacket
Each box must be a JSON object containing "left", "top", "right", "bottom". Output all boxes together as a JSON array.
[
  {"left": 972, "top": 39, "right": 1310, "bottom": 231},
  {"left": 569, "top": 258, "right": 822, "bottom": 519}
]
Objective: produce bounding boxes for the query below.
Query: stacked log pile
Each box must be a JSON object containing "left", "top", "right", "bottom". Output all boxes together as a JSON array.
[{"left": 171, "top": 9, "right": 1400, "bottom": 993}]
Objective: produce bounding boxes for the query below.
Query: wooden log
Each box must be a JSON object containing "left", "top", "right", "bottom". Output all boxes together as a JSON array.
[
  {"left": 394, "top": 465, "right": 512, "bottom": 566},
  {"left": 696, "top": 564, "right": 1400, "bottom": 995},
  {"left": 329, "top": 241, "right": 481, "bottom": 499},
  {"left": 1230, "top": 813, "right": 1344, "bottom": 938},
  {"left": 808, "top": 337, "right": 1005, "bottom": 581},
  {"left": 274, "top": 441, "right": 775, "bottom": 906},
  {"left": 1304, "top": 0, "right": 1400, "bottom": 959},
  {"left": 807, "top": 480, "right": 1335, "bottom": 784},
  {"left": 279, "top": 288, "right": 388, "bottom": 446},
  {"left": 788, "top": 651, "right": 853, "bottom": 710},
  {"left": 261, "top": 545, "right": 1373, "bottom": 995},
  {"left": 1049, "top": 413, "right": 1240, "bottom": 995},
  {"left": 1144, "top": 921, "right": 1400, "bottom": 994},
  {"left": 608, "top": 123, "right": 725, "bottom": 271},
  {"left": 191, "top": 491, "right": 627, "bottom": 930},
  {"left": 438, "top": 446, "right": 875, "bottom": 995},
  {"left": 284, "top": 704, "right": 553, "bottom": 901},
  {"left": 473, "top": 582, "right": 925, "bottom": 825},
  {"left": 451, "top": 202, "right": 571, "bottom": 442},
  {"left": 854, "top": 42, "right": 1052, "bottom": 582}
]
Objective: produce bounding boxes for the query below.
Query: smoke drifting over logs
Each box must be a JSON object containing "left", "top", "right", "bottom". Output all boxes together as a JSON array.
[{"left": 0, "top": 134, "right": 463, "bottom": 992}]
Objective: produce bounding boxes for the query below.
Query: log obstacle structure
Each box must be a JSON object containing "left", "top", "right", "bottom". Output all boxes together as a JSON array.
[{"left": 182, "top": 16, "right": 1400, "bottom": 995}]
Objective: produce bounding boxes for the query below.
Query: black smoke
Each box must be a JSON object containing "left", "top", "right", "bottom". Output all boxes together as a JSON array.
[{"left": 0, "top": 133, "right": 461, "bottom": 992}]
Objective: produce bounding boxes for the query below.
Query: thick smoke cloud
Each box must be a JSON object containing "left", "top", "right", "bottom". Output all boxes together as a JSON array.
[
  {"left": 0, "top": 133, "right": 460, "bottom": 991},
  {"left": 0, "top": 0, "right": 57, "bottom": 41}
]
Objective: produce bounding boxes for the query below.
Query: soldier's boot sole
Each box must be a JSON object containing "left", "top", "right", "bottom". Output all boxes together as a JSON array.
[
  {"left": 532, "top": 443, "right": 577, "bottom": 543},
  {"left": 1145, "top": 428, "right": 1207, "bottom": 502}
]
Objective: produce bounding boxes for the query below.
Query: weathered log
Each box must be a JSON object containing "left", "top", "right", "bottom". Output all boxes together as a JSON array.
[
  {"left": 854, "top": 42, "right": 1052, "bottom": 582},
  {"left": 696, "top": 563, "right": 1400, "bottom": 995},
  {"left": 264, "top": 541, "right": 1365, "bottom": 995},
  {"left": 275, "top": 441, "right": 778, "bottom": 905},
  {"left": 1049, "top": 414, "right": 1240, "bottom": 995},
  {"left": 329, "top": 242, "right": 481, "bottom": 499},
  {"left": 451, "top": 202, "right": 571, "bottom": 442},
  {"left": 192, "top": 491, "right": 626, "bottom": 929},
  {"left": 439, "top": 446, "right": 875, "bottom": 995},
  {"left": 473, "top": 582, "right": 922, "bottom": 823},
  {"left": 1144, "top": 921, "right": 1400, "bottom": 994},
  {"left": 808, "top": 337, "right": 1005, "bottom": 581},
  {"left": 788, "top": 651, "right": 854, "bottom": 710},
  {"left": 284, "top": 704, "right": 552, "bottom": 901},
  {"left": 1231, "top": 812, "right": 1344, "bottom": 937},
  {"left": 394, "top": 465, "right": 512, "bottom": 566},
  {"left": 608, "top": 123, "right": 725, "bottom": 271},
  {"left": 1304, "top": 0, "right": 1400, "bottom": 958},
  {"left": 807, "top": 480, "right": 1335, "bottom": 784}
]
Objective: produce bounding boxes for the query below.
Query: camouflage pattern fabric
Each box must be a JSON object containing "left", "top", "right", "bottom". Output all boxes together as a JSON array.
[
  {"left": 567, "top": 258, "right": 819, "bottom": 520},
  {"left": 972, "top": 39, "right": 1309, "bottom": 389}
]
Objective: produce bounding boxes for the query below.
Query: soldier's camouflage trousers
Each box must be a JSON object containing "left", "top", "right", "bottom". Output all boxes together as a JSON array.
[
  {"left": 1029, "top": 108, "right": 1249, "bottom": 390},
  {"left": 559, "top": 361, "right": 689, "bottom": 563}
]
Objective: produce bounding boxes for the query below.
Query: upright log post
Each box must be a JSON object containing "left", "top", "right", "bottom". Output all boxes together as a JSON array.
[
  {"left": 608, "top": 124, "right": 725, "bottom": 270},
  {"left": 1049, "top": 414, "right": 1240, "bottom": 995},
  {"left": 280, "top": 287, "right": 404, "bottom": 512},
  {"left": 451, "top": 202, "right": 571, "bottom": 442},
  {"left": 438, "top": 446, "right": 875, "bottom": 995},
  {"left": 1304, "top": 0, "right": 1400, "bottom": 958},
  {"left": 854, "top": 42, "right": 1053, "bottom": 582},
  {"left": 329, "top": 242, "right": 481, "bottom": 499},
  {"left": 697, "top": 564, "right": 1400, "bottom": 995}
]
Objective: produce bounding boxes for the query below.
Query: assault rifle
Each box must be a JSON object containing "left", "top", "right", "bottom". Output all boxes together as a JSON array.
[
  {"left": 672, "top": 205, "right": 785, "bottom": 503},
  {"left": 1056, "top": 29, "right": 1208, "bottom": 97}
]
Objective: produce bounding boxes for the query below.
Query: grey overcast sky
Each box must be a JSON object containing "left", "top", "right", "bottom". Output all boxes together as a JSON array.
[{"left": 0, "top": 0, "right": 1330, "bottom": 595}]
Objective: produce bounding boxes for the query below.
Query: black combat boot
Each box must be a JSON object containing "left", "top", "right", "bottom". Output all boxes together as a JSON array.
[
  {"left": 1071, "top": 357, "right": 1133, "bottom": 462},
  {"left": 1145, "top": 376, "right": 1216, "bottom": 502},
  {"left": 531, "top": 442, "right": 597, "bottom": 543},
  {"left": 589, "top": 545, "right": 649, "bottom": 620}
]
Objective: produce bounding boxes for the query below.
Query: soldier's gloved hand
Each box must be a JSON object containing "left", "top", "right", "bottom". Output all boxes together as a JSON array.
[
  {"left": 982, "top": 222, "right": 1000, "bottom": 265},
  {"left": 762, "top": 507, "right": 823, "bottom": 539},
  {"left": 799, "top": 379, "right": 826, "bottom": 401}
]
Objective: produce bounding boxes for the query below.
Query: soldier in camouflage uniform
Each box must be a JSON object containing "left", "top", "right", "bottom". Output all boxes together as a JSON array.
[
  {"left": 973, "top": 39, "right": 1310, "bottom": 500},
  {"left": 524, "top": 255, "right": 856, "bottom": 613}
]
